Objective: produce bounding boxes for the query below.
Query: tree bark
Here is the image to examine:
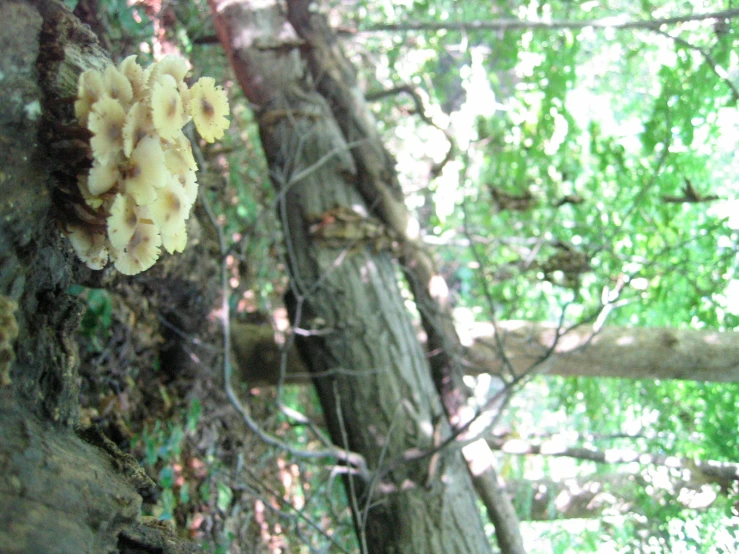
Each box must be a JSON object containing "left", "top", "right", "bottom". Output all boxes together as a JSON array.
[
  {"left": 359, "top": 9, "right": 739, "bottom": 33},
  {"left": 280, "top": 5, "right": 525, "bottom": 551},
  {"left": 467, "top": 321, "right": 739, "bottom": 382},
  {"left": 0, "top": 2, "right": 205, "bottom": 552},
  {"left": 209, "top": 1, "right": 492, "bottom": 552}
]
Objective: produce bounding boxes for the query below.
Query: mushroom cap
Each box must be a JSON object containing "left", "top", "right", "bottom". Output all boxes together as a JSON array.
[
  {"left": 77, "top": 176, "right": 105, "bottom": 209},
  {"left": 107, "top": 193, "right": 140, "bottom": 249},
  {"left": 189, "top": 77, "right": 230, "bottom": 143},
  {"left": 122, "top": 135, "right": 167, "bottom": 206},
  {"left": 67, "top": 225, "right": 109, "bottom": 270},
  {"left": 161, "top": 218, "right": 188, "bottom": 254},
  {"left": 123, "top": 101, "right": 154, "bottom": 157},
  {"left": 118, "top": 55, "right": 147, "bottom": 101},
  {"left": 151, "top": 55, "right": 190, "bottom": 86},
  {"left": 88, "top": 95, "right": 126, "bottom": 166},
  {"left": 104, "top": 65, "right": 134, "bottom": 108},
  {"left": 88, "top": 159, "right": 121, "bottom": 196},
  {"left": 113, "top": 220, "right": 162, "bottom": 275},
  {"left": 75, "top": 69, "right": 104, "bottom": 127},
  {"left": 149, "top": 179, "right": 188, "bottom": 234},
  {"left": 178, "top": 81, "right": 191, "bottom": 114},
  {"left": 151, "top": 74, "right": 187, "bottom": 142},
  {"left": 171, "top": 133, "right": 198, "bottom": 172},
  {"left": 164, "top": 145, "right": 198, "bottom": 211}
]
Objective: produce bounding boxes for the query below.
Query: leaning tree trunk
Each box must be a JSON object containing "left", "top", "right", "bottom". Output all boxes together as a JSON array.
[
  {"left": 0, "top": 2, "right": 207, "bottom": 552},
  {"left": 282, "top": 4, "right": 524, "bottom": 553},
  {"left": 210, "top": 1, "right": 492, "bottom": 552}
]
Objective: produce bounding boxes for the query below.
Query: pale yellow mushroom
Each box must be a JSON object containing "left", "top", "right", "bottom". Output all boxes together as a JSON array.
[
  {"left": 122, "top": 135, "right": 167, "bottom": 206},
  {"left": 77, "top": 176, "right": 104, "bottom": 209},
  {"left": 160, "top": 218, "right": 188, "bottom": 254},
  {"left": 88, "top": 95, "right": 126, "bottom": 166},
  {"left": 118, "top": 55, "right": 147, "bottom": 101},
  {"left": 75, "top": 69, "right": 104, "bottom": 127},
  {"left": 189, "top": 77, "right": 230, "bottom": 143},
  {"left": 113, "top": 220, "right": 161, "bottom": 275},
  {"left": 103, "top": 65, "right": 133, "bottom": 108},
  {"left": 149, "top": 55, "right": 189, "bottom": 86},
  {"left": 67, "top": 225, "right": 109, "bottom": 270},
  {"left": 151, "top": 74, "right": 187, "bottom": 142},
  {"left": 69, "top": 56, "right": 230, "bottom": 275},
  {"left": 107, "top": 193, "right": 140, "bottom": 249},
  {"left": 164, "top": 148, "right": 198, "bottom": 210},
  {"left": 87, "top": 159, "right": 120, "bottom": 197},
  {"left": 122, "top": 101, "right": 154, "bottom": 157},
  {"left": 149, "top": 179, "right": 188, "bottom": 234}
]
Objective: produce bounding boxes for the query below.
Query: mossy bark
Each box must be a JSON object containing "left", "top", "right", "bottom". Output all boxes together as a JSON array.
[{"left": 0, "top": 2, "right": 205, "bottom": 552}]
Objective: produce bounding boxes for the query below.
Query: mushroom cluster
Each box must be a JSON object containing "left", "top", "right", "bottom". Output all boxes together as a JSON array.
[{"left": 65, "top": 55, "right": 230, "bottom": 275}]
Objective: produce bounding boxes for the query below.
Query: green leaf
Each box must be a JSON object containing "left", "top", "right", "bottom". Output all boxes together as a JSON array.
[{"left": 216, "top": 482, "right": 233, "bottom": 512}]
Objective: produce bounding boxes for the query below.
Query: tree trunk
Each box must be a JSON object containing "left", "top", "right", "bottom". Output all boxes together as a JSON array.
[
  {"left": 233, "top": 321, "right": 739, "bottom": 383},
  {"left": 283, "top": 5, "right": 524, "bottom": 552},
  {"left": 467, "top": 321, "right": 739, "bottom": 382},
  {"left": 360, "top": 9, "right": 739, "bottom": 33},
  {"left": 210, "top": 1, "right": 492, "bottom": 552},
  {"left": 0, "top": 2, "right": 204, "bottom": 552}
]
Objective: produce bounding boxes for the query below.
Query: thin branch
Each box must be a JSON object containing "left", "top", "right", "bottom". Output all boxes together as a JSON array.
[
  {"left": 333, "top": 382, "right": 368, "bottom": 554},
  {"left": 366, "top": 84, "right": 455, "bottom": 177},
  {"left": 191, "top": 128, "right": 370, "bottom": 480},
  {"left": 654, "top": 29, "right": 739, "bottom": 101},
  {"left": 490, "top": 436, "right": 739, "bottom": 486},
  {"left": 360, "top": 9, "right": 739, "bottom": 34},
  {"left": 238, "top": 470, "right": 354, "bottom": 554}
]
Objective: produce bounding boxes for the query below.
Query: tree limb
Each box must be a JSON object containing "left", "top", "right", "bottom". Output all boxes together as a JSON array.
[{"left": 360, "top": 9, "right": 739, "bottom": 34}]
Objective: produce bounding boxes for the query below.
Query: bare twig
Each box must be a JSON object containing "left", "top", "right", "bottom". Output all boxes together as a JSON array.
[
  {"left": 366, "top": 84, "right": 455, "bottom": 177},
  {"left": 654, "top": 29, "right": 739, "bottom": 101},
  {"left": 333, "top": 383, "right": 368, "bottom": 554},
  {"left": 191, "top": 128, "right": 370, "bottom": 480},
  {"left": 238, "top": 469, "right": 354, "bottom": 554},
  {"left": 489, "top": 436, "right": 739, "bottom": 486},
  {"left": 361, "top": 9, "right": 739, "bottom": 33}
]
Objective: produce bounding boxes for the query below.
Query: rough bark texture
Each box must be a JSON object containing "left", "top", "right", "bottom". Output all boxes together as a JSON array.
[
  {"left": 0, "top": 391, "right": 140, "bottom": 553},
  {"left": 0, "top": 0, "right": 94, "bottom": 427},
  {"left": 210, "top": 1, "right": 492, "bottom": 552},
  {"left": 0, "top": 2, "right": 206, "bottom": 552},
  {"left": 468, "top": 321, "right": 739, "bottom": 382}
]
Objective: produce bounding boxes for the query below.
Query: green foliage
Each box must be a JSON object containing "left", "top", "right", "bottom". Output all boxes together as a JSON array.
[
  {"left": 551, "top": 376, "right": 739, "bottom": 461},
  {"left": 352, "top": 1, "right": 739, "bottom": 551},
  {"left": 133, "top": 398, "right": 206, "bottom": 522},
  {"left": 77, "top": 288, "right": 112, "bottom": 336},
  {"left": 71, "top": 287, "right": 113, "bottom": 354},
  {"left": 104, "top": 0, "right": 151, "bottom": 39}
]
